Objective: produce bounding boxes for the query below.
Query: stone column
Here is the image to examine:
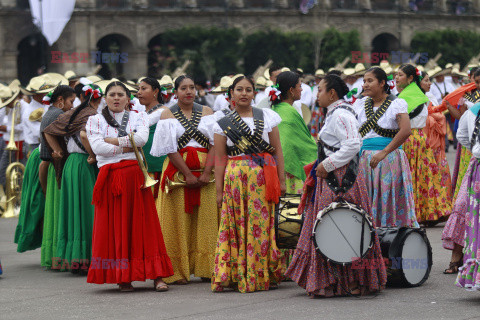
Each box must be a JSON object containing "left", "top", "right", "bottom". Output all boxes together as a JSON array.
[
  {"left": 472, "top": 0, "right": 480, "bottom": 13},
  {"left": 358, "top": 0, "right": 371, "bottom": 11},
  {"left": 274, "top": 0, "right": 289, "bottom": 9},
  {"left": 398, "top": 0, "right": 409, "bottom": 11},
  {"left": 318, "top": 0, "right": 331, "bottom": 10},
  {"left": 435, "top": 0, "right": 447, "bottom": 13},
  {"left": 124, "top": 50, "right": 148, "bottom": 79},
  {"left": 2, "top": 51, "right": 18, "bottom": 82},
  {"left": 182, "top": 0, "right": 197, "bottom": 7},
  {"left": 229, "top": 0, "right": 244, "bottom": 8}
]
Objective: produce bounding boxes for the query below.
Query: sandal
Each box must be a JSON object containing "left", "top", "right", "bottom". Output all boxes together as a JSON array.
[
  {"left": 172, "top": 279, "right": 188, "bottom": 285},
  {"left": 348, "top": 287, "right": 361, "bottom": 296},
  {"left": 444, "top": 261, "right": 462, "bottom": 274},
  {"left": 154, "top": 279, "right": 169, "bottom": 292},
  {"left": 118, "top": 283, "right": 134, "bottom": 292}
]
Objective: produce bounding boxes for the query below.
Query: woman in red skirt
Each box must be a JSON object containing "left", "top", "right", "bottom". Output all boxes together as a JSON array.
[{"left": 86, "top": 81, "right": 173, "bottom": 292}]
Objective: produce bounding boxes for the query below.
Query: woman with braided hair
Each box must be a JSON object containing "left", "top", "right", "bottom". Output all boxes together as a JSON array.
[
  {"left": 396, "top": 64, "right": 451, "bottom": 225},
  {"left": 354, "top": 67, "right": 418, "bottom": 228},
  {"left": 43, "top": 83, "right": 102, "bottom": 272},
  {"left": 285, "top": 74, "right": 387, "bottom": 297}
]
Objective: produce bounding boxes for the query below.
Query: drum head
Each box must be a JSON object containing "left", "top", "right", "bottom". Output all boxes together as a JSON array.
[
  {"left": 401, "top": 231, "right": 431, "bottom": 286},
  {"left": 313, "top": 206, "right": 373, "bottom": 264}
]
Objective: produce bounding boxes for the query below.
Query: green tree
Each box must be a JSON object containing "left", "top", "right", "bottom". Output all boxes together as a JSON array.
[{"left": 411, "top": 29, "right": 480, "bottom": 68}]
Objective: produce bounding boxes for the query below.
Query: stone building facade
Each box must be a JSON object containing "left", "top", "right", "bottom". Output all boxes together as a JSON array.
[{"left": 1, "top": 0, "right": 480, "bottom": 82}]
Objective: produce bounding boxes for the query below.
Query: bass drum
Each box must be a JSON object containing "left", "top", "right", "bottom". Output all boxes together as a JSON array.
[
  {"left": 376, "top": 227, "right": 432, "bottom": 287},
  {"left": 274, "top": 194, "right": 303, "bottom": 249},
  {"left": 312, "top": 201, "right": 374, "bottom": 265}
]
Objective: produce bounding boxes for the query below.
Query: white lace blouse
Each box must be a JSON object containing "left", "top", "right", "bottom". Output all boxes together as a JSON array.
[
  {"left": 86, "top": 110, "right": 149, "bottom": 167},
  {"left": 150, "top": 115, "right": 216, "bottom": 157}
]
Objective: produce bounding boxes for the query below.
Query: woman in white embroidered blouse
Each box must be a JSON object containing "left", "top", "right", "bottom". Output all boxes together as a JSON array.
[
  {"left": 150, "top": 75, "right": 218, "bottom": 285},
  {"left": 354, "top": 67, "right": 418, "bottom": 228},
  {"left": 285, "top": 74, "right": 386, "bottom": 297},
  {"left": 396, "top": 64, "right": 451, "bottom": 226},
  {"left": 86, "top": 81, "right": 173, "bottom": 292},
  {"left": 211, "top": 76, "right": 285, "bottom": 293}
]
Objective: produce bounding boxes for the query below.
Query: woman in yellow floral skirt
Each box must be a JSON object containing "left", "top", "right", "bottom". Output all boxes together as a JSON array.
[
  {"left": 212, "top": 76, "right": 286, "bottom": 293},
  {"left": 150, "top": 75, "right": 218, "bottom": 284}
]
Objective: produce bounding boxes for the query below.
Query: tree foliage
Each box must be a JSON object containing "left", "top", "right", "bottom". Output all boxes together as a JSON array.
[
  {"left": 148, "top": 26, "right": 361, "bottom": 80},
  {"left": 411, "top": 29, "right": 480, "bottom": 68}
]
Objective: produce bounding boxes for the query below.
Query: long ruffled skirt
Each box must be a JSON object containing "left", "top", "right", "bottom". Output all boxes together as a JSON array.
[
  {"left": 403, "top": 129, "right": 451, "bottom": 223},
  {"left": 40, "top": 164, "right": 61, "bottom": 268},
  {"left": 211, "top": 158, "right": 284, "bottom": 293},
  {"left": 359, "top": 149, "right": 419, "bottom": 228},
  {"left": 87, "top": 161, "right": 173, "bottom": 284},
  {"left": 14, "top": 148, "right": 45, "bottom": 252},
  {"left": 285, "top": 164, "right": 387, "bottom": 296},
  {"left": 55, "top": 153, "right": 98, "bottom": 269},
  {"left": 156, "top": 150, "right": 218, "bottom": 283},
  {"left": 452, "top": 144, "right": 472, "bottom": 201},
  {"left": 456, "top": 158, "right": 480, "bottom": 290}
]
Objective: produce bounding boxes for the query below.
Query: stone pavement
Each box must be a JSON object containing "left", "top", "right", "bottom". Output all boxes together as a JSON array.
[{"left": 1, "top": 148, "right": 480, "bottom": 320}]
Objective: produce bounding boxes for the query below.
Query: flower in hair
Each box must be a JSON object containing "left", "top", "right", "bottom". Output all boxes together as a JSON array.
[
  {"left": 224, "top": 92, "right": 230, "bottom": 103},
  {"left": 42, "top": 91, "right": 54, "bottom": 105},
  {"left": 129, "top": 94, "right": 135, "bottom": 108},
  {"left": 82, "top": 84, "right": 103, "bottom": 99},
  {"left": 268, "top": 84, "right": 281, "bottom": 102},
  {"left": 386, "top": 75, "right": 396, "bottom": 91},
  {"left": 160, "top": 86, "right": 173, "bottom": 100},
  {"left": 415, "top": 67, "right": 423, "bottom": 81},
  {"left": 344, "top": 88, "right": 358, "bottom": 104}
]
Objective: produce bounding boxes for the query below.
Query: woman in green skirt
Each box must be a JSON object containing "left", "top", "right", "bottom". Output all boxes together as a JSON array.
[
  {"left": 14, "top": 147, "right": 45, "bottom": 252},
  {"left": 38, "top": 85, "right": 76, "bottom": 268},
  {"left": 44, "top": 83, "right": 102, "bottom": 272}
]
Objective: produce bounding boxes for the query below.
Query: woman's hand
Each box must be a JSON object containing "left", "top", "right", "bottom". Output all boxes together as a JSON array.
[
  {"left": 370, "top": 150, "right": 387, "bottom": 169},
  {"left": 316, "top": 162, "right": 328, "bottom": 179},
  {"left": 216, "top": 192, "right": 223, "bottom": 208},
  {"left": 51, "top": 150, "right": 63, "bottom": 160},
  {"left": 87, "top": 155, "right": 97, "bottom": 164},
  {"left": 197, "top": 171, "right": 212, "bottom": 186},
  {"left": 184, "top": 173, "right": 199, "bottom": 188},
  {"left": 122, "top": 147, "right": 134, "bottom": 153}
]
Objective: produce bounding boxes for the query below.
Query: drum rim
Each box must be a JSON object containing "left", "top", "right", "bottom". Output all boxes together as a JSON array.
[
  {"left": 312, "top": 201, "right": 375, "bottom": 266},
  {"left": 275, "top": 194, "right": 304, "bottom": 249},
  {"left": 391, "top": 227, "right": 433, "bottom": 287}
]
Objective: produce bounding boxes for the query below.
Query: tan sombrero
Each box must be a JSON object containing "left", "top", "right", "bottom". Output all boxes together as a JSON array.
[
  {"left": 429, "top": 66, "right": 452, "bottom": 78},
  {"left": 255, "top": 76, "right": 268, "bottom": 90},
  {"left": 64, "top": 70, "right": 79, "bottom": 81},
  {"left": 315, "top": 69, "right": 325, "bottom": 77},
  {"left": 212, "top": 76, "right": 233, "bottom": 93},
  {"left": 86, "top": 75, "right": 103, "bottom": 83},
  {"left": 159, "top": 75, "right": 174, "bottom": 90},
  {"left": 21, "top": 73, "right": 68, "bottom": 95},
  {"left": 0, "top": 82, "right": 21, "bottom": 108},
  {"left": 351, "top": 63, "right": 367, "bottom": 77}
]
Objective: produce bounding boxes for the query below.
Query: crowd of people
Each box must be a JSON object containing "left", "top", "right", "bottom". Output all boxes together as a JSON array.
[{"left": 2, "top": 58, "right": 480, "bottom": 295}]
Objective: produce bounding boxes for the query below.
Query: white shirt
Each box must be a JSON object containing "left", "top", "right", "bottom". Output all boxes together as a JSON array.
[
  {"left": 430, "top": 80, "right": 455, "bottom": 103},
  {"left": 410, "top": 103, "right": 428, "bottom": 129},
  {"left": 213, "top": 94, "right": 229, "bottom": 112},
  {"left": 318, "top": 100, "right": 362, "bottom": 172},
  {"left": 255, "top": 90, "right": 267, "bottom": 106},
  {"left": 73, "top": 97, "right": 81, "bottom": 108},
  {"left": 66, "top": 133, "right": 87, "bottom": 154},
  {"left": 147, "top": 107, "right": 165, "bottom": 127},
  {"left": 150, "top": 115, "right": 216, "bottom": 157},
  {"left": 299, "top": 83, "right": 313, "bottom": 108},
  {"left": 457, "top": 108, "right": 480, "bottom": 158},
  {"left": 3, "top": 105, "right": 23, "bottom": 142},
  {"left": 22, "top": 99, "right": 46, "bottom": 145},
  {"left": 426, "top": 91, "right": 439, "bottom": 106},
  {"left": 353, "top": 97, "right": 408, "bottom": 140},
  {"left": 212, "top": 108, "right": 281, "bottom": 157},
  {"left": 86, "top": 110, "right": 149, "bottom": 168},
  {"left": 132, "top": 98, "right": 146, "bottom": 113},
  {"left": 311, "top": 85, "right": 318, "bottom": 109}
]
